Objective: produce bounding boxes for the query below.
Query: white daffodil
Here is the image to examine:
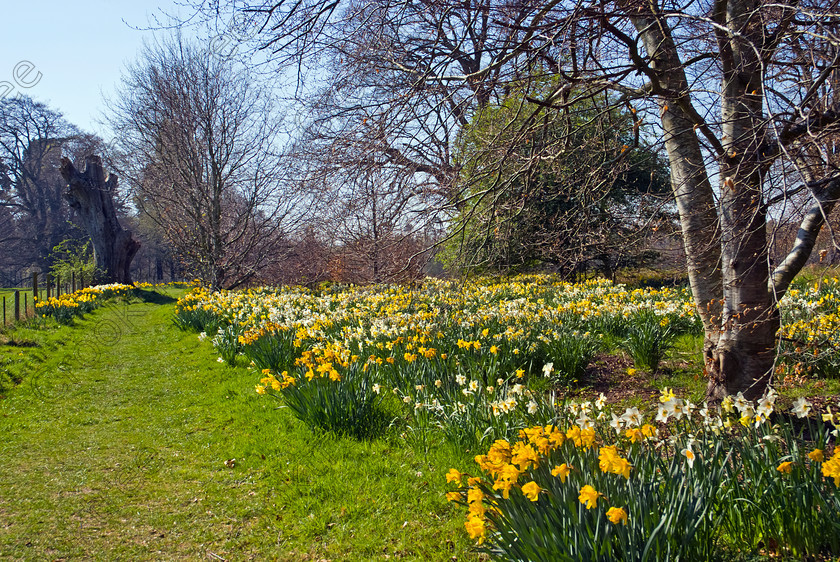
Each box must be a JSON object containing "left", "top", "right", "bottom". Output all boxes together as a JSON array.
[
  {"left": 621, "top": 407, "right": 643, "bottom": 427},
  {"left": 577, "top": 412, "right": 594, "bottom": 429},
  {"left": 756, "top": 395, "right": 775, "bottom": 418},
  {"left": 610, "top": 413, "right": 624, "bottom": 434},
  {"left": 733, "top": 392, "right": 751, "bottom": 414},
  {"left": 595, "top": 393, "right": 607, "bottom": 410},
  {"left": 791, "top": 396, "right": 812, "bottom": 418},
  {"left": 681, "top": 442, "right": 697, "bottom": 468}
]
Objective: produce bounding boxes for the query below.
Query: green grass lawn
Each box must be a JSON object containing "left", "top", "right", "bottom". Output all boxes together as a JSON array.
[{"left": 0, "top": 289, "right": 479, "bottom": 561}]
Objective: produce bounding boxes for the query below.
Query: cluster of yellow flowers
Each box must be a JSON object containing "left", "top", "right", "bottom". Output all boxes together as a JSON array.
[
  {"left": 294, "top": 342, "right": 352, "bottom": 381},
  {"left": 448, "top": 421, "right": 639, "bottom": 542},
  {"left": 176, "top": 276, "right": 706, "bottom": 395},
  {"left": 176, "top": 276, "right": 840, "bottom": 554},
  {"left": 181, "top": 275, "right": 839, "bottom": 394},
  {"left": 35, "top": 294, "right": 82, "bottom": 311},
  {"left": 777, "top": 277, "right": 840, "bottom": 378},
  {"left": 447, "top": 386, "right": 840, "bottom": 545},
  {"left": 36, "top": 283, "right": 133, "bottom": 322},
  {"left": 822, "top": 448, "right": 840, "bottom": 486},
  {"left": 237, "top": 321, "right": 292, "bottom": 346},
  {"left": 256, "top": 368, "right": 295, "bottom": 394}
]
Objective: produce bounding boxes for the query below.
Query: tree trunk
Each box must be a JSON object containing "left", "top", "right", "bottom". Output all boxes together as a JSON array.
[
  {"left": 633, "top": 15, "right": 724, "bottom": 391},
  {"left": 635, "top": 0, "right": 779, "bottom": 401},
  {"left": 709, "top": 156, "right": 778, "bottom": 400},
  {"left": 705, "top": 0, "right": 778, "bottom": 401},
  {"left": 60, "top": 155, "right": 140, "bottom": 284}
]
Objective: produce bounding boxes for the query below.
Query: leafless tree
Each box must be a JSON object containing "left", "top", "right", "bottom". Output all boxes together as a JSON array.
[
  {"left": 60, "top": 155, "right": 141, "bottom": 284},
  {"left": 108, "top": 35, "right": 307, "bottom": 289},
  {"left": 267, "top": 0, "right": 657, "bottom": 283},
  {"left": 333, "top": 172, "right": 431, "bottom": 283},
  {"left": 181, "top": 0, "right": 840, "bottom": 400},
  {"left": 288, "top": 112, "right": 438, "bottom": 282},
  {"left": 0, "top": 96, "right": 103, "bottom": 272}
]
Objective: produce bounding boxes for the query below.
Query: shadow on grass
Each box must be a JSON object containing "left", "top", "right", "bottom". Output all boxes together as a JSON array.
[
  {"left": 134, "top": 289, "right": 177, "bottom": 305},
  {"left": 1, "top": 337, "right": 39, "bottom": 347}
]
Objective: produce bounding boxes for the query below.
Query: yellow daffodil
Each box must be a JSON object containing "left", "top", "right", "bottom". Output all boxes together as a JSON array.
[
  {"left": 606, "top": 506, "right": 628, "bottom": 525},
  {"left": 552, "top": 463, "right": 572, "bottom": 482},
  {"left": 521, "top": 481, "right": 541, "bottom": 502},
  {"left": 578, "top": 485, "right": 600, "bottom": 509},
  {"left": 464, "top": 515, "right": 485, "bottom": 543},
  {"left": 446, "top": 468, "right": 463, "bottom": 484},
  {"left": 777, "top": 461, "right": 794, "bottom": 474}
]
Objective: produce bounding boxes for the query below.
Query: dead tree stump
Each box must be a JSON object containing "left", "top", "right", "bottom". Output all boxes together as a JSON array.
[{"left": 60, "top": 155, "right": 140, "bottom": 284}]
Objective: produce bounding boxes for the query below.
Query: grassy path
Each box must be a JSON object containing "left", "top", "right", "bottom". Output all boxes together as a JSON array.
[{"left": 0, "top": 290, "right": 475, "bottom": 561}]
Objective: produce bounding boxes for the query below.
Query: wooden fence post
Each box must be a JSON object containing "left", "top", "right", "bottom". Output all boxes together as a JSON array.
[
  {"left": 14, "top": 290, "right": 20, "bottom": 322},
  {"left": 72, "top": 272, "right": 76, "bottom": 293},
  {"left": 56, "top": 275, "right": 60, "bottom": 297},
  {"left": 46, "top": 274, "right": 51, "bottom": 299},
  {"left": 32, "top": 272, "right": 38, "bottom": 304}
]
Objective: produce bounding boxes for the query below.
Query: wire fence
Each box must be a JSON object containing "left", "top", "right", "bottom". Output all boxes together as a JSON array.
[
  {"left": 1, "top": 267, "right": 187, "bottom": 327},
  {"left": 1, "top": 271, "right": 91, "bottom": 327},
  {"left": 0, "top": 288, "right": 36, "bottom": 326}
]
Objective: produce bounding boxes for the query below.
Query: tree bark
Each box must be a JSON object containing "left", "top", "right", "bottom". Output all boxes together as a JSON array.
[
  {"left": 632, "top": 14, "right": 725, "bottom": 392},
  {"left": 60, "top": 155, "right": 140, "bottom": 284},
  {"left": 705, "top": 0, "right": 778, "bottom": 401},
  {"left": 635, "top": 0, "right": 778, "bottom": 401}
]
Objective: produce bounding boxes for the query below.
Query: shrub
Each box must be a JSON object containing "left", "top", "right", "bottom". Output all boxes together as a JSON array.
[
  {"left": 258, "top": 361, "right": 390, "bottom": 441},
  {"left": 620, "top": 310, "right": 678, "bottom": 372},
  {"left": 48, "top": 239, "right": 102, "bottom": 287}
]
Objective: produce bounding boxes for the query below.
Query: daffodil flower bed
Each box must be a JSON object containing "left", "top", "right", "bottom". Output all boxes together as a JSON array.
[
  {"left": 35, "top": 283, "right": 134, "bottom": 324},
  {"left": 778, "top": 276, "right": 840, "bottom": 380},
  {"left": 175, "top": 275, "right": 840, "bottom": 442},
  {"left": 174, "top": 275, "right": 840, "bottom": 557},
  {"left": 176, "top": 276, "right": 701, "bottom": 382},
  {"left": 447, "top": 390, "right": 840, "bottom": 560},
  {"left": 176, "top": 276, "right": 702, "bottom": 441}
]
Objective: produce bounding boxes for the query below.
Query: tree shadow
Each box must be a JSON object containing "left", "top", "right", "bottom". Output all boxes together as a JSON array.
[
  {"left": 2, "top": 338, "right": 39, "bottom": 347},
  {"left": 134, "top": 289, "right": 177, "bottom": 305}
]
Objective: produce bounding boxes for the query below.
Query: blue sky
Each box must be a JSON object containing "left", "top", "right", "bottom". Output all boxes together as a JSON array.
[{"left": 0, "top": 1, "right": 187, "bottom": 138}]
